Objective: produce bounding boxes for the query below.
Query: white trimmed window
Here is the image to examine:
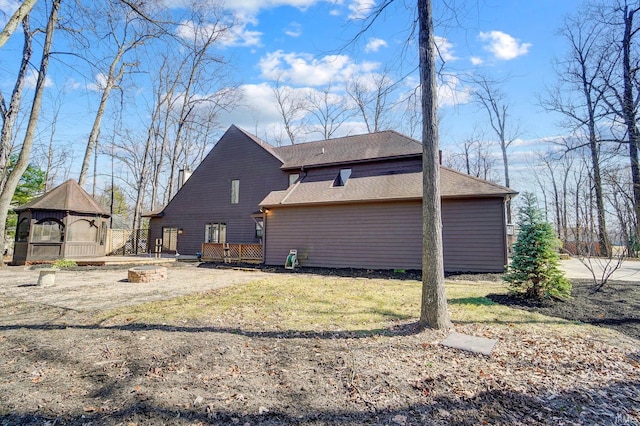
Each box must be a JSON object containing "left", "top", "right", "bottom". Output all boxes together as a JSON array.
[
  {"left": 255, "top": 219, "right": 264, "bottom": 239},
  {"left": 231, "top": 179, "right": 239, "bottom": 204},
  {"left": 205, "top": 223, "right": 227, "bottom": 243}
]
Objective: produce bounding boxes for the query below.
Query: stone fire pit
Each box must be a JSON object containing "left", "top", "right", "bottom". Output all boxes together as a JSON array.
[{"left": 128, "top": 266, "right": 167, "bottom": 283}]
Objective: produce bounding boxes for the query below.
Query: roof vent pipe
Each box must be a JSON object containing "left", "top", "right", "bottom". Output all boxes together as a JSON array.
[{"left": 321, "top": 147, "right": 325, "bottom": 154}]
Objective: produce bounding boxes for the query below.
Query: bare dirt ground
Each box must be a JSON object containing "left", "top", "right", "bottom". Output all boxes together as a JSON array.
[
  {"left": 0, "top": 263, "right": 639, "bottom": 425},
  {"left": 0, "top": 263, "right": 272, "bottom": 311}
]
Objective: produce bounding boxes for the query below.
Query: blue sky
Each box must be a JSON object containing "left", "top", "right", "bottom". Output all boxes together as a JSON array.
[
  {"left": 0, "top": 0, "right": 586, "bottom": 193},
  {"left": 208, "top": 0, "right": 582, "bottom": 138}
]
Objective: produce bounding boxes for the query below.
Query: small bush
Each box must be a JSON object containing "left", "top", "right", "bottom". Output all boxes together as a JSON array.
[
  {"left": 504, "top": 193, "right": 571, "bottom": 300},
  {"left": 52, "top": 258, "right": 77, "bottom": 269}
]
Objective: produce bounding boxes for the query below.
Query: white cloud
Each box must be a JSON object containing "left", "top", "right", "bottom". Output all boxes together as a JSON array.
[
  {"left": 86, "top": 73, "right": 107, "bottom": 92},
  {"left": 216, "top": 83, "right": 284, "bottom": 129},
  {"left": 284, "top": 22, "right": 302, "bottom": 37},
  {"left": 64, "top": 78, "right": 83, "bottom": 91},
  {"left": 348, "top": 0, "right": 375, "bottom": 19},
  {"left": 222, "top": 0, "right": 320, "bottom": 15},
  {"left": 214, "top": 83, "right": 371, "bottom": 143},
  {"left": 258, "top": 50, "right": 380, "bottom": 86},
  {"left": 470, "top": 56, "right": 483, "bottom": 66},
  {"left": 176, "top": 19, "right": 261, "bottom": 47},
  {"left": 0, "top": 0, "right": 19, "bottom": 16},
  {"left": 365, "top": 37, "right": 387, "bottom": 53},
  {"left": 437, "top": 75, "right": 472, "bottom": 107},
  {"left": 24, "top": 69, "right": 53, "bottom": 90},
  {"left": 434, "top": 36, "right": 457, "bottom": 62},
  {"left": 479, "top": 31, "right": 531, "bottom": 60},
  {"left": 223, "top": 22, "right": 262, "bottom": 46}
]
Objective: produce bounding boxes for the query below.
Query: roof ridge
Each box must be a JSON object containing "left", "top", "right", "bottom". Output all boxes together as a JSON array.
[{"left": 272, "top": 129, "right": 421, "bottom": 151}]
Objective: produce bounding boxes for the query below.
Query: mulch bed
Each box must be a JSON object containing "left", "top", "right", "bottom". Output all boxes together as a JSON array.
[{"left": 487, "top": 279, "right": 640, "bottom": 341}]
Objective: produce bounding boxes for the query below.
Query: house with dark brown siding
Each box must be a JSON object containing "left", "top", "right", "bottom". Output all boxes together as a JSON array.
[
  {"left": 147, "top": 126, "right": 288, "bottom": 255},
  {"left": 148, "top": 125, "right": 516, "bottom": 272}
]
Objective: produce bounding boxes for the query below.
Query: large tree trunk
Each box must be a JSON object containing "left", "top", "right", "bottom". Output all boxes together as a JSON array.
[
  {"left": 621, "top": 5, "right": 640, "bottom": 250},
  {"left": 0, "top": 17, "right": 32, "bottom": 191},
  {"left": 0, "top": 0, "right": 37, "bottom": 49},
  {"left": 0, "top": 0, "right": 59, "bottom": 267},
  {"left": 78, "top": 56, "right": 124, "bottom": 186},
  {"left": 418, "top": 0, "right": 452, "bottom": 330}
]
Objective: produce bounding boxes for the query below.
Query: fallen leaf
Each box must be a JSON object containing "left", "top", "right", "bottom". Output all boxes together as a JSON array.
[{"left": 392, "top": 414, "right": 406, "bottom": 425}]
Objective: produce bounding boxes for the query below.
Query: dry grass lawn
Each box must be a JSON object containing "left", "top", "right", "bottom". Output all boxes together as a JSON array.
[{"left": 1, "top": 269, "right": 638, "bottom": 425}]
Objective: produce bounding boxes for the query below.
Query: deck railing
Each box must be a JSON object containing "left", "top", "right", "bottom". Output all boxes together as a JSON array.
[{"left": 201, "top": 243, "right": 263, "bottom": 263}]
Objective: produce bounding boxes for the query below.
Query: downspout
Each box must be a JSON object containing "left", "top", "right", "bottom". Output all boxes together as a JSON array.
[
  {"left": 262, "top": 210, "right": 267, "bottom": 265},
  {"left": 263, "top": 166, "right": 306, "bottom": 265},
  {"left": 503, "top": 195, "right": 511, "bottom": 265}
]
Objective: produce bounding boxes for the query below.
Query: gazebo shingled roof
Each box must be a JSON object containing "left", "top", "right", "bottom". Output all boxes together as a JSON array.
[{"left": 13, "top": 179, "right": 108, "bottom": 215}]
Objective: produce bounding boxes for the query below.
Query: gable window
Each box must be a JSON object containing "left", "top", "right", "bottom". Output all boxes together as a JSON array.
[
  {"left": 334, "top": 168, "right": 352, "bottom": 187},
  {"left": 205, "top": 223, "right": 227, "bottom": 243},
  {"left": 231, "top": 179, "right": 239, "bottom": 204},
  {"left": 288, "top": 173, "right": 299, "bottom": 187}
]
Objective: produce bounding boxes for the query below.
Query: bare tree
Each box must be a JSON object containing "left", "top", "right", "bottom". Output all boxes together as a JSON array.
[
  {"left": 448, "top": 128, "right": 497, "bottom": 180},
  {"left": 470, "top": 74, "right": 519, "bottom": 223},
  {"left": 350, "top": 0, "right": 451, "bottom": 329},
  {"left": 305, "top": 84, "right": 354, "bottom": 139},
  {"left": 0, "top": 0, "right": 59, "bottom": 267},
  {"left": 0, "top": 13, "right": 32, "bottom": 191},
  {"left": 76, "top": 1, "right": 163, "bottom": 186},
  {"left": 347, "top": 68, "right": 395, "bottom": 133},
  {"left": 401, "top": 86, "right": 422, "bottom": 139},
  {"left": 145, "top": 51, "right": 181, "bottom": 212},
  {"left": 604, "top": 167, "right": 637, "bottom": 255},
  {"left": 597, "top": 1, "right": 640, "bottom": 250},
  {"left": 32, "top": 97, "right": 74, "bottom": 191},
  {"left": 272, "top": 77, "right": 308, "bottom": 144},
  {"left": 163, "top": 12, "right": 237, "bottom": 202},
  {"left": 419, "top": 0, "right": 452, "bottom": 330},
  {"left": 0, "top": 0, "right": 37, "bottom": 49},
  {"left": 544, "top": 10, "right": 611, "bottom": 256},
  {"left": 108, "top": 129, "right": 151, "bottom": 229}
]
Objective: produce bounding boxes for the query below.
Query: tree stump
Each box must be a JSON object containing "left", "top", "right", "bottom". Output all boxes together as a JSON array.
[{"left": 37, "top": 269, "right": 57, "bottom": 286}]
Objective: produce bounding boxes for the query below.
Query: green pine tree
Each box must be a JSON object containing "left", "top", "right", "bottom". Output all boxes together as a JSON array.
[
  {"left": 504, "top": 192, "right": 572, "bottom": 300},
  {"left": 5, "top": 158, "right": 45, "bottom": 243}
]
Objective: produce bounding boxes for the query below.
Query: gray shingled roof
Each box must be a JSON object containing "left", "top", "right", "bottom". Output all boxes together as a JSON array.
[
  {"left": 14, "top": 179, "right": 108, "bottom": 215},
  {"left": 260, "top": 167, "right": 516, "bottom": 207},
  {"left": 272, "top": 130, "right": 422, "bottom": 169}
]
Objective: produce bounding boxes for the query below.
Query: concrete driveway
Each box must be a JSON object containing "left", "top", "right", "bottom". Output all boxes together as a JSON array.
[{"left": 559, "top": 257, "right": 640, "bottom": 282}]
